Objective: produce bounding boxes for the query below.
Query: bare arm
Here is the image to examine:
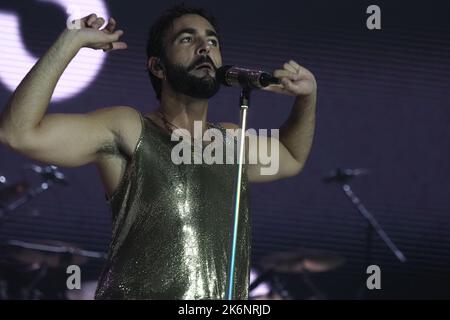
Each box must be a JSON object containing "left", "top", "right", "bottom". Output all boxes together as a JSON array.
[
  {"left": 278, "top": 93, "right": 316, "bottom": 173},
  {"left": 0, "top": 14, "right": 128, "bottom": 167},
  {"left": 241, "top": 60, "right": 317, "bottom": 183}
]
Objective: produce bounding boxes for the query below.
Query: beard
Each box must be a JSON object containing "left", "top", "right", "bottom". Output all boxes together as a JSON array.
[{"left": 163, "top": 56, "right": 221, "bottom": 99}]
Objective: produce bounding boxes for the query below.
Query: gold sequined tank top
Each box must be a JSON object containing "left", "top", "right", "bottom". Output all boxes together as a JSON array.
[{"left": 95, "top": 113, "right": 251, "bottom": 299}]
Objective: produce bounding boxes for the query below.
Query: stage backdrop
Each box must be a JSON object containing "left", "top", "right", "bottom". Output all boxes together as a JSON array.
[{"left": 1, "top": 0, "right": 450, "bottom": 299}]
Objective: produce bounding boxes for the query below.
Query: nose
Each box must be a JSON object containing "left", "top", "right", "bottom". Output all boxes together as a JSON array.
[{"left": 196, "top": 38, "right": 211, "bottom": 56}]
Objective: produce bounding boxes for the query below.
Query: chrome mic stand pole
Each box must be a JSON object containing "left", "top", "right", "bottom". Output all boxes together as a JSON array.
[
  {"left": 325, "top": 168, "right": 406, "bottom": 299},
  {"left": 340, "top": 181, "right": 406, "bottom": 299},
  {"left": 227, "top": 87, "right": 250, "bottom": 300},
  {"left": 340, "top": 182, "right": 406, "bottom": 263}
]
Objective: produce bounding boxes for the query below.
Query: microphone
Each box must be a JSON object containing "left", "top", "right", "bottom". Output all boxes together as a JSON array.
[
  {"left": 216, "top": 65, "right": 280, "bottom": 89},
  {"left": 323, "top": 168, "right": 370, "bottom": 183}
]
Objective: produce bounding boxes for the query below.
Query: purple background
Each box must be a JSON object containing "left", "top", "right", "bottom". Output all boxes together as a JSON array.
[{"left": 1, "top": 0, "right": 450, "bottom": 298}]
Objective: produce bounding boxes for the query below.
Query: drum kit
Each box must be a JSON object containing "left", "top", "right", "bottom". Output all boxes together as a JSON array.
[
  {"left": 249, "top": 168, "right": 407, "bottom": 300},
  {"left": 0, "top": 239, "right": 344, "bottom": 300},
  {"left": 0, "top": 239, "right": 105, "bottom": 300},
  {"left": 0, "top": 165, "right": 404, "bottom": 299},
  {"left": 249, "top": 248, "right": 346, "bottom": 300},
  {"left": 0, "top": 164, "right": 348, "bottom": 300},
  {"left": 0, "top": 165, "right": 105, "bottom": 300}
]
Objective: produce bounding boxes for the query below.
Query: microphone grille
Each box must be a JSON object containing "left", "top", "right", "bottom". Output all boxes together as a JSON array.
[{"left": 216, "top": 65, "right": 233, "bottom": 86}]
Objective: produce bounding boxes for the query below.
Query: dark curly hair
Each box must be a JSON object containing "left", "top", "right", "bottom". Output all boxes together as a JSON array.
[{"left": 146, "top": 3, "right": 221, "bottom": 100}]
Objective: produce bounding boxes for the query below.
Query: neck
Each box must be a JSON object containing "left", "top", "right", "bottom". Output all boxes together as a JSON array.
[{"left": 159, "top": 91, "right": 209, "bottom": 134}]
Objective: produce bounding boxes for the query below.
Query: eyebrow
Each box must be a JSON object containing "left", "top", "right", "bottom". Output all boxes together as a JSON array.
[{"left": 172, "top": 27, "right": 219, "bottom": 43}]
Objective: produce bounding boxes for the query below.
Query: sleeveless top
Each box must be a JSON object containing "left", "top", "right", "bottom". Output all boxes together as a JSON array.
[{"left": 95, "top": 113, "right": 251, "bottom": 299}]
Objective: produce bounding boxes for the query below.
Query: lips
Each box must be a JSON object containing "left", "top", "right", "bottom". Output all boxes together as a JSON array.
[{"left": 195, "top": 63, "right": 214, "bottom": 71}]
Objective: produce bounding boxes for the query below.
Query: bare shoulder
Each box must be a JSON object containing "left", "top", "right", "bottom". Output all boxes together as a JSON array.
[
  {"left": 85, "top": 105, "right": 141, "bottom": 129},
  {"left": 218, "top": 122, "right": 257, "bottom": 137},
  {"left": 94, "top": 106, "right": 141, "bottom": 124},
  {"left": 218, "top": 122, "right": 239, "bottom": 130}
]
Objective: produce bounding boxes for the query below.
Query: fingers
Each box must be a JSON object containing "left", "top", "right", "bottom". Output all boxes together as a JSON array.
[
  {"left": 288, "top": 60, "right": 314, "bottom": 81},
  {"left": 81, "top": 14, "right": 113, "bottom": 30},
  {"left": 265, "top": 60, "right": 316, "bottom": 96},
  {"left": 284, "top": 62, "right": 297, "bottom": 74},
  {"left": 262, "top": 77, "right": 310, "bottom": 96},
  {"left": 81, "top": 13, "right": 96, "bottom": 22},
  {"left": 104, "top": 21, "right": 126, "bottom": 52},
  {"left": 82, "top": 13, "right": 105, "bottom": 29},
  {"left": 288, "top": 60, "right": 301, "bottom": 71},
  {"left": 101, "top": 29, "right": 123, "bottom": 48},
  {"left": 276, "top": 60, "right": 301, "bottom": 74},
  {"left": 111, "top": 42, "right": 128, "bottom": 51},
  {"left": 102, "top": 41, "right": 128, "bottom": 52},
  {"left": 274, "top": 60, "right": 312, "bottom": 81},
  {"left": 90, "top": 17, "right": 105, "bottom": 29},
  {"left": 104, "top": 17, "right": 116, "bottom": 33},
  {"left": 108, "top": 29, "right": 124, "bottom": 41},
  {"left": 273, "top": 69, "right": 302, "bottom": 81},
  {"left": 102, "top": 30, "right": 127, "bottom": 52},
  {"left": 261, "top": 84, "right": 285, "bottom": 94},
  {"left": 78, "top": 14, "right": 94, "bottom": 28},
  {"left": 280, "top": 78, "right": 297, "bottom": 90},
  {"left": 85, "top": 14, "right": 97, "bottom": 26}
]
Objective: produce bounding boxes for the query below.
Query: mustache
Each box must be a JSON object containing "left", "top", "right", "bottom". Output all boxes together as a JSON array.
[{"left": 188, "top": 56, "right": 217, "bottom": 71}]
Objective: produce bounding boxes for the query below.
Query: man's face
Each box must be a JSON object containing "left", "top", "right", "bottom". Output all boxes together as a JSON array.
[{"left": 161, "top": 14, "right": 222, "bottom": 99}]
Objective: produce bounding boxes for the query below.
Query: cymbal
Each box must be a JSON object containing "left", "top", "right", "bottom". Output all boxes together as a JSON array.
[
  {"left": 2, "top": 240, "right": 106, "bottom": 268},
  {"left": 260, "top": 248, "right": 345, "bottom": 273}
]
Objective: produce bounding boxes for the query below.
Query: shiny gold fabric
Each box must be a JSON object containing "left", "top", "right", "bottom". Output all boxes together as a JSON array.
[{"left": 95, "top": 114, "right": 251, "bottom": 300}]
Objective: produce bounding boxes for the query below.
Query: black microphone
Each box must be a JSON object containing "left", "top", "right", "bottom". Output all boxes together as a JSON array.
[
  {"left": 216, "top": 65, "right": 280, "bottom": 89},
  {"left": 323, "top": 168, "right": 370, "bottom": 183}
]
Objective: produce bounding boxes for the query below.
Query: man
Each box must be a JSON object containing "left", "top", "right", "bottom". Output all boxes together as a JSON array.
[{"left": 0, "top": 4, "right": 316, "bottom": 299}]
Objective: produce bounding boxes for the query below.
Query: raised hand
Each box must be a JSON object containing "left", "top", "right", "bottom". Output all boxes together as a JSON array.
[
  {"left": 263, "top": 60, "right": 316, "bottom": 97},
  {"left": 70, "top": 14, "right": 127, "bottom": 52}
]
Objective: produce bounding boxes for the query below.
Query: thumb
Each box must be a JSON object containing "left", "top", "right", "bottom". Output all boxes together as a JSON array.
[
  {"left": 103, "top": 42, "right": 128, "bottom": 52},
  {"left": 106, "top": 29, "right": 124, "bottom": 42}
]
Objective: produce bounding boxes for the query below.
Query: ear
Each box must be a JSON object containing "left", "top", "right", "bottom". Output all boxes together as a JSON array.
[{"left": 148, "top": 57, "right": 165, "bottom": 80}]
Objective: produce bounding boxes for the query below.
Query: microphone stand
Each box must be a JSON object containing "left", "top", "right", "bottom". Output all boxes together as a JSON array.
[
  {"left": 0, "top": 180, "right": 55, "bottom": 220},
  {"left": 0, "top": 165, "right": 67, "bottom": 224},
  {"left": 226, "top": 87, "right": 251, "bottom": 300},
  {"left": 337, "top": 180, "right": 406, "bottom": 299},
  {"left": 339, "top": 182, "right": 406, "bottom": 263}
]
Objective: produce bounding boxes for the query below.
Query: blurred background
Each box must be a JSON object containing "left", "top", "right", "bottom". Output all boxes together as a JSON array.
[{"left": 0, "top": 0, "right": 450, "bottom": 299}]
